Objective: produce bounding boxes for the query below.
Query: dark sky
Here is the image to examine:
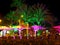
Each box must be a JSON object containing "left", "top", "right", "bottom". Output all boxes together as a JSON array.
[{"left": 0, "top": 0, "right": 60, "bottom": 24}]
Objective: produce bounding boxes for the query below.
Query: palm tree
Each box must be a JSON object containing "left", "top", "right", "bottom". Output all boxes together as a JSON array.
[{"left": 5, "top": 11, "right": 19, "bottom": 26}]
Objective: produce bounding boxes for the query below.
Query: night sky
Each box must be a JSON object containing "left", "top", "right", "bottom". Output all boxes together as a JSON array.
[{"left": 0, "top": 0, "right": 60, "bottom": 25}]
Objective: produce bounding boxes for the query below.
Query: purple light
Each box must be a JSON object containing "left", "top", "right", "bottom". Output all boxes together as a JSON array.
[
  {"left": 39, "top": 26, "right": 46, "bottom": 30},
  {"left": 31, "top": 25, "right": 45, "bottom": 31},
  {"left": 31, "top": 25, "right": 40, "bottom": 31},
  {"left": 53, "top": 25, "right": 60, "bottom": 33},
  {"left": 53, "top": 25, "right": 60, "bottom": 29}
]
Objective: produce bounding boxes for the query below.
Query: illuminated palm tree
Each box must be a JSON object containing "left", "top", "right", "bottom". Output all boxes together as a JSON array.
[
  {"left": 6, "top": 0, "right": 56, "bottom": 27},
  {"left": 5, "top": 11, "right": 19, "bottom": 26}
]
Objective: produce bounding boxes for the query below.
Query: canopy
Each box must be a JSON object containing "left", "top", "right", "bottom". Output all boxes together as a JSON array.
[
  {"left": 0, "top": 26, "right": 13, "bottom": 30},
  {"left": 53, "top": 25, "right": 60, "bottom": 33},
  {"left": 31, "top": 25, "right": 39, "bottom": 31},
  {"left": 39, "top": 26, "right": 46, "bottom": 30},
  {"left": 31, "top": 25, "right": 45, "bottom": 31},
  {"left": 53, "top": 25, "right": 60, "bottom": 29}
]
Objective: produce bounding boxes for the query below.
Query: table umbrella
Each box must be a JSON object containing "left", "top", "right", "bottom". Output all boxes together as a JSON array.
[
  {"left": 31, "top": 25, "right": 40, "bottom": 31},
  {"left": 31, "top": 25, "right": 46, "bottom": 31},
  {"left": 53, "top": 25, "right": 60, "bottom": 29},
  {"left": 53, "top": 25, "right": 60, "bottom": 33},
  {"left": 39, "top": 26, "right": 46, "bottom": 30}
]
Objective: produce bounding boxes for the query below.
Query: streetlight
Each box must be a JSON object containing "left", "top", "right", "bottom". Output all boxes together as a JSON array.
[
  {"left": 18, "top": 15, "right": 24, "bottom": 25},
  {"left": 18, "top": 19, "right": 20, "bottom": 25},
  {"left": 0, "top": 19, "right": 2, "bottom": 23},
  {"left": 25, "top": 22, "right": 29, "bottom": 39},
  {"left": 21, "top": 15, "right": 24, "bottom": 18}
]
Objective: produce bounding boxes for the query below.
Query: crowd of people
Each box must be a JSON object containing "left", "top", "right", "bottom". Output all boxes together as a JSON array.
[{"left": 0, "top": 28, "right": 60, "bottom": 45}]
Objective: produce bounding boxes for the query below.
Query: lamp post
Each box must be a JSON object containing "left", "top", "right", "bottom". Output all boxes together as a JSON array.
[
  {"left": 34, "top": 30, "right": 37, "bottom": 38},
  {"left": 0, "top": 19, "right": 2, "bottom": 26},
  {"left": 0, "top": 19, "right": 2, "bottom": 23},
  {"left": 18, "top": 15, "right": 24, "bottom": 26},
  {"left": 26, "top": 22, "right": 29, "bottom": 39},
  {"left": 0, "top": 19, "right": 2, "bottom": 24},
  {"left": 18, "top": 20, "right": 20, "bottom": 25},
  {"left": 18, "top": 15, "right": 24, "bottom": 39},
  {"left": 19, "top": 30, "right": 22, "bottom": 39}
]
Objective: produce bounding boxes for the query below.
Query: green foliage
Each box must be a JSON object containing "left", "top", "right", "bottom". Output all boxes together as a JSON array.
[
  {"left": 5, "top": 11, "right": 15, "bottom": 20},
  {"left": 5, "top": 0, "right": 52, "bottom": 26},
  {"left": 23, "top": 7, "right": 45, "bottom": 25},
  {"left": 5, "top": 11, "right": 19, "bottom": 25},
  {"left": 11, "top": 0, "right": 23, "bottom": 7}
]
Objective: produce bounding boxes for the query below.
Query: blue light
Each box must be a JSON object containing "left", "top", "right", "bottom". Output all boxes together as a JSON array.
[{"left": 14, "top": 28, "right": 18, "bottom": 32}]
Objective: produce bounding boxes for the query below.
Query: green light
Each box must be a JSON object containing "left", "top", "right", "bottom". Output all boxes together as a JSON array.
[
  {"left": 9, "top": 30, "right": 14, "bottom": 36},
  {"left": 12, "top": 26, "right": 17, "bottom": 28},
  {"left": 21, "top": 15, "right": 24, "bottom": 18},
  {"left": 5, "top": 0, "right": 51, "bottom": 26},
  {"left": 37, "top": 33, "right": 40, "bottom": 36},
  {"left": 37, "top": 30, "right": 42, "bottom": 36},
  {"left": 14, "top": 28, "right": 18, "bottom": 32}
]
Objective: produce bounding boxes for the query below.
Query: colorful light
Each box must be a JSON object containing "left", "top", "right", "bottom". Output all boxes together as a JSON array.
[
  {"left": 31, "top": 25, "right": 39, "bottom": 31},
  {"left": 37, "top": 30, "right": 42, "bottom": 36},
  {"left": 0, "top": 31, "right": 3, "bottom": 37},
  {"left": 7, "top": 31, "right": 10, "bottom": 34},
  {"left": 37, "top": 33, "right": 40, "bottom": 36},
  {"left": 14, "top": 28, "right": 18, "bottom": 32},
  {"left": 53, "top": 25, "right": 60, "bottom": 33},
  {"left": 21, "top": 15, "right": 24, "bottom": 18},
  {"left": 53, "top": 25, "right": 60, "bottom": 29},
  {"left": 59, "top": 33, "right": 60, "bottom": 35},
  {"left": 46, "top": 30, "right": 48, "bottom": 33},
  {"left": 3, "top": 30, "right": 7, "bottom": 36},
  {"left": 0, "top": 19, "right": 2, "bottom": 22},
  {"left": 39, "top": 26, "right": 46, "bottom": 30}
]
